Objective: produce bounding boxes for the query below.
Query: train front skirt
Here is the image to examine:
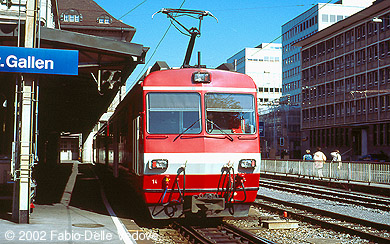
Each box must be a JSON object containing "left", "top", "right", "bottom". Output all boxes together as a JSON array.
[{"left": 149, "top": 195, "right": 251, "bottom": 219}]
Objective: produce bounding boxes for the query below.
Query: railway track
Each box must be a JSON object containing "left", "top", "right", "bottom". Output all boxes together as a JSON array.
[
  {"left": 171, "top": 221, "right": 276, "bottom": 244},
  {"left": 259, "top": 178, "right": 390, "bottom": 211},
  {"left": 255, "top": 194, "right": 390, "bottom": 244}
]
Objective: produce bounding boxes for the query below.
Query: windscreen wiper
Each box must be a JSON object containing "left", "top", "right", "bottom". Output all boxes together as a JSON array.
[
  {"left": 173, "top": 118, "right": 201, "bottom": 142},
  {"left": 205, "top": 119, "right": 234, "bottom": 141}
]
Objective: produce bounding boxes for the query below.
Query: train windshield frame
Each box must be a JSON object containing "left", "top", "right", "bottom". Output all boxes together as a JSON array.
[
  {"left": 205, "top": 93, "right": 256, "bottom": 135},
  {"left": 146, "top": 92, "right": 202, "bottom": 134}
]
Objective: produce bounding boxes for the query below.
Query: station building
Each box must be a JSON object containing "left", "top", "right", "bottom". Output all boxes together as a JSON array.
[
  {"left": 0, "top": 0, "right": 146, "bottom": 223},
  {"left": 296, "top": 0, "right": 390, "bottom": 160},
  {"left": 0, "top": 0, "right": 146, "bottom": 170},
  {"left": 55, "top": 0, "right": 139, "bottom": 163}
]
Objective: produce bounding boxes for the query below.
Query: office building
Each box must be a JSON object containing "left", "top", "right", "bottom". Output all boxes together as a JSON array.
[
  {"left": 227, "top": 43, "right": 282, "bottom": 114},
  {"left": 227, "top": 43, "right": 284, "bottom": 157},
  {"left": 296, "top": 0, "right": 390, "bottom": 159},
  {"left": 282, "top": 0, "right": 375, "bottom": 158},
  {"left": 282, "top": 0, "right": 375, "bottom": 104}
]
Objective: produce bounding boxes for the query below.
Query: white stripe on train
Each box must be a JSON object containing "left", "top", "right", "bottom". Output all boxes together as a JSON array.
[
  {"left": 143, "top": 86, "right": 256, "bottom": 93},
  {"left": 142, "top": 152, "right": 261, "bottom": 175}
]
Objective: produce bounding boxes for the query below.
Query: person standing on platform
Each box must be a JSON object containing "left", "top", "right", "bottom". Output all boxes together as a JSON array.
[
  {"left": 303, "top": 149, "right": 313, "bottom": 177},
  {"left": 303, "top": 149, "right": 313, "bottom": 161},
  {"left": 313, "top": 147, "right": 326, "bottom": 179},
  {"left": 331, "top": 149, "right": 342, "bottom": 179}
]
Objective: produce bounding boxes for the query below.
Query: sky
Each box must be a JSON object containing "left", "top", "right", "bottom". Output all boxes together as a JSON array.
[{"left": 94, "top": 0, "right": 328, "bottom": 88}]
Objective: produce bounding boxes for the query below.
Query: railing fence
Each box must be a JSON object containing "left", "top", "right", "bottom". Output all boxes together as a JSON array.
[{"left": 261, "top": 159, "right": 390, "bottom": 184}]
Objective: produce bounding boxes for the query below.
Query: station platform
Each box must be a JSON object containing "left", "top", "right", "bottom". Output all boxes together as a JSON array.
[{"left": 0, "top": 162, "right": 153, "bottom": 244}]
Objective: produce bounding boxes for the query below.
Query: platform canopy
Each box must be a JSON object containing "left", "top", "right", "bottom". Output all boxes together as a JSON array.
[{"left": 0, "top": 24, "right": 148, "bottom": 135}]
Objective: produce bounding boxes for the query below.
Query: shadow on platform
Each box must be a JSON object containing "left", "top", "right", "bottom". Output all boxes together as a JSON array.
[
  {"left": 75, "top": 164, "right": 154, "bottom": 227},
  {"left": 0, "top": 162, "right": 159, "bottom": 228}
]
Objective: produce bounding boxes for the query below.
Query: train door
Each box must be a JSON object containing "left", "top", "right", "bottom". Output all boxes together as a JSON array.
[{"left": 132, "top": 116, "right": 141, "bottom": 175}]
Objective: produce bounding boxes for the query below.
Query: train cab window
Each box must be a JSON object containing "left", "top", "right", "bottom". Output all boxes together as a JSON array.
[
  {"left": 147, "top": 93, "right": 201, "bottom": 134},
  {"left": 205, "top": 93, "right": 256, "bottom": 134}
]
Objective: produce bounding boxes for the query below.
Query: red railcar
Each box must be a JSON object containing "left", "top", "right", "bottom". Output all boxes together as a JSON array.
[{"left": 95, "top": 64, "right": 261, "bottom": 219}]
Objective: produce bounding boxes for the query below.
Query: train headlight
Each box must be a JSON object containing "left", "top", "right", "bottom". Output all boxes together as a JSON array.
[
  {"left": 239, "top": 159, "right": 256, "bottom": 168},
  {"left": 193, "top": 72, "right": 211, "bottom": 83},
  {"left": 149, "top": 159, "right": 168, "bottom": 169}
]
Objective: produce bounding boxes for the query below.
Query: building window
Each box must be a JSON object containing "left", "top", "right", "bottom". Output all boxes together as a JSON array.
[
  {"left": 381, "top": 96, "right": 386, "bottom": 111},
  {"left": 374, "top": 97, "right": 378, "bottom": 112},
  {"left": 60, "top": 9, "right": 83, "bottom": 23},
  {"left": 362, "top": 99, "right": 366, "bottom": 112},
  {"left": 356, "top": 100, "right": 360, "bottom": 114},
  {"left": 369, "top": 98, "right": 373, "bottom": 113},
  {"left": 322, "top": 14, "right": 328, "bottom": 22},
  {"left": 387, "top": 124, "right": 390, "bottom": 145},
  {"left": 97, "top": 14, "right": 112, "bottom": 24},
  {"left": 387, "top": 95, "right": 390, "bottom": 110},
  {"left": 387, "top": 67, "right": 390, "bottom": 82},
  {"left": 346, "top": 102, "right": 350, "bottom": 115}
]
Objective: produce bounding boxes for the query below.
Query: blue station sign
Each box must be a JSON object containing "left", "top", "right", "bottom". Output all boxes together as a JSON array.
[{"left": 0, "top": 46, "right": 78, "bottom": 75}]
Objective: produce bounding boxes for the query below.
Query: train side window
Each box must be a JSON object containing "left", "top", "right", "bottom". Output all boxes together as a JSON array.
[{"left": 147, "top": 93, "right": 201, "bottom": 134}]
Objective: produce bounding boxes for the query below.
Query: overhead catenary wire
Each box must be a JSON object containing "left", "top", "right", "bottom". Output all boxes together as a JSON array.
[
  {"left": 118, "top": 1, "right": 336, "bottom": 84},
  {"left": 118, "top": 0, "right": 148, "bottom": 20},
  {"left": 134, "top": 0, "right": 187, "bottom": 82}
]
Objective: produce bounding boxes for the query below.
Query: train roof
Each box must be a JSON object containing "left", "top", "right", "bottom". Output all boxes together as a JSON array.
[
  {"left": 107, "top": 66, "right": 257, "bottom": 123},
  {"left": 141, "top": 68, "right": 257, "bottom": 90}
]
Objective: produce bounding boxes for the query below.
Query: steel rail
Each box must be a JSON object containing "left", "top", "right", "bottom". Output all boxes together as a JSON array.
[
  {"left": 261, "top": 178, "right": 390, "bottom": 204},
  {"left": 171, "top": 221, "right": 211, "bottom": 244},
  {"left": 221, "top": 222, "right": 277, "bottom": 244},
  {"left": 171, "top": 221, "right": 276, "bottom": 244},
  {"left": 259, "top": 179, "right": 390, "bottom": 211},
  {"left": 255, "top": 196, "right": 390, "bottom": 244}
]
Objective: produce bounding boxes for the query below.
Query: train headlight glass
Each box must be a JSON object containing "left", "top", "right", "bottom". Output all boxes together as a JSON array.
[
  {"left": 239, "top": 159, "right": 256, "bottom": 168},
  {"left": 150, "top": 159, "right": 168, "bottom": 169},
  {"left": 193, "top": 72, "right": 211, "bottom": 83}
]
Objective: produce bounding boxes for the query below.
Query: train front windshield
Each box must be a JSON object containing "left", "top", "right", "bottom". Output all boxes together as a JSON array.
[
  {"left": 205, "top": 93, "right": 256, "bottom": 134},
  {"left": 147, "top": 93, "right": 201, "bottom": 134},
  {"left": 147, "top": 92, "right": 256, "bottom": 135}
]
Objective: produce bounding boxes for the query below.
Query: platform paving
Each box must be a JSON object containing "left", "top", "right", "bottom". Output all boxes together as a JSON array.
[{"left": 0, "top": 162, "right": 153, "bottom": 243}]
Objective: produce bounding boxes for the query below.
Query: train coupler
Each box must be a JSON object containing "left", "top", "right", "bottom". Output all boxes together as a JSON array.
[{"left": 184, "top": 194, "right": 225, "bottom": 215}]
